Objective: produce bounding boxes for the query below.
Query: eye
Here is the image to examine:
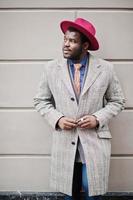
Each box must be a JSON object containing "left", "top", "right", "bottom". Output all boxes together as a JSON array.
[
  {"left": 70, "top": 39, "right": 76, "bottom": 43},
  {"left": 64, "top": 37, "right": 67, "bottom": 42}
]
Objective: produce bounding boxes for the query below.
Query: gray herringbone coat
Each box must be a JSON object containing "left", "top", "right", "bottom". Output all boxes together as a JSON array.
[{"left": 34, "top": 54, "right": 125, "bottom": 196}]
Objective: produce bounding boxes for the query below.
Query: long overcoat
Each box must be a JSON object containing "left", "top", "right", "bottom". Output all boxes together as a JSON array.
[{"left": 34, "top": 54, "right": 125, "bottom": 196}]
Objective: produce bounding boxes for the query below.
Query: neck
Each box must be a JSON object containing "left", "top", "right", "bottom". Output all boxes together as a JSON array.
[{"left": 72, "top": 52, "right": 88, "bottom": 63}]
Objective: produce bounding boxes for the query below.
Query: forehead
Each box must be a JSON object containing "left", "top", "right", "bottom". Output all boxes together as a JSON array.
[{"left": 64, "top": 30, "right": 81, "bottom": 40}]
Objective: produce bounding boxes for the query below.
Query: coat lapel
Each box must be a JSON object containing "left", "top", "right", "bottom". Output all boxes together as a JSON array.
[
  {"left": 81, "top": 54, "right": 102, "bottom": 97},
  {"left": 57, "top": 58, "right": 76, "bottom": 99},
  {"left": 57, "top": 54, "right": 102, "bottom": 102}
]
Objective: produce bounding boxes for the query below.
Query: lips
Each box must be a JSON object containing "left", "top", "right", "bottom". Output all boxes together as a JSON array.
[{"left": 63, "top": 49, "right": 71, "bottom": 53}]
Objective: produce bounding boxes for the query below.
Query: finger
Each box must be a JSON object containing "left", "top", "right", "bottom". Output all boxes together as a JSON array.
[
  {"left": 66, "top": 118, "right": 77, "bottom": 124},
  {"left": 64, "top": 120, "right": 77, "bottom": 127},
  {"left": 80, "top": 122, "right": 91, "bottom": 128},
  {"left": 79, "top": 115, "right": 90, "bottom": 121},
  {"left": 76, "top": 118, "right": 82, "bottom": 123},
  {"left": 64, "top": 125, "right": 74, "bottom": 130},
  {"left": 78, "top": 118, "right": 90, "bottom": 126}
]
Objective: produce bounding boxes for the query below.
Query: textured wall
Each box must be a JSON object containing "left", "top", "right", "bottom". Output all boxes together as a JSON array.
[{"left": 0, "top": 0, "right": 133, "bottom": 193}]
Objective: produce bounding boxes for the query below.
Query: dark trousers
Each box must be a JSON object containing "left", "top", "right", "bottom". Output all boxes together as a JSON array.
[{"left": 65, "top": 162, "right": 102, "bottom": 200}]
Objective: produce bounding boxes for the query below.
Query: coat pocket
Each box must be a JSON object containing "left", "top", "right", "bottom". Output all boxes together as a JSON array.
[{"left": 97, "top": 131, "right": 112, "bottom": 139}]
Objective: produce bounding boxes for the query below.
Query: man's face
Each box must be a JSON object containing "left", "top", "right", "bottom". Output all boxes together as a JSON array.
[{"left": 62, "top": 30, "right": 83, "bottom": 60}]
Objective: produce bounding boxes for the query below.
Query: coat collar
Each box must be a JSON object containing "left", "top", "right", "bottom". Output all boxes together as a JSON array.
[{"left": 57, "top": 53, "right": 102, "bottom": 99}]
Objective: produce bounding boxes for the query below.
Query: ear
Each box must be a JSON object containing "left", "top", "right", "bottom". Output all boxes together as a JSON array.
[{"left": 83, "top": 42, "right": 90, "bottom": 50}]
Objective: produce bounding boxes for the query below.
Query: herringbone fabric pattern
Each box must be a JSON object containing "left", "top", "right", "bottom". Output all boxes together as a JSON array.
[{"left": 34, "top": 54, "right": 125, "bottom": 197}]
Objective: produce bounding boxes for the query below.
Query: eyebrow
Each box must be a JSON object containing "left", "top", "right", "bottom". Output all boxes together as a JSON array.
[{"left": 64, "top": 35, "right": 79, "bottom": 42}]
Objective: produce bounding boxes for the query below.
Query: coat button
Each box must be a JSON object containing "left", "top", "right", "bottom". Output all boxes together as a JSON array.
[
  {"left": 70, "top": 97, "right": 75, "bottom": 101},
  {"left": 71, "top": 141, "right": 75, "bottom": 145}
]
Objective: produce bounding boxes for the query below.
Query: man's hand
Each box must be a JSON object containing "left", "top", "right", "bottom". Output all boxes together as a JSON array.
[
  {"left": 76, "top": 115, "right": 99, "bottom": 129},
  {"left": 58, "top": 117, "right": 77, "bottom": 130}
]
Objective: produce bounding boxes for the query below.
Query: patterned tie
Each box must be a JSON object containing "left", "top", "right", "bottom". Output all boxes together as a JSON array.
[{"left": 73, "top": 63, "right": 82, "bottom": 95}]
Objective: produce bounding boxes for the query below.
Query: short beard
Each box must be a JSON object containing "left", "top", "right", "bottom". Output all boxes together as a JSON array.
[{"left": 64, "top": 47, "right": 83, "bottom": 61}]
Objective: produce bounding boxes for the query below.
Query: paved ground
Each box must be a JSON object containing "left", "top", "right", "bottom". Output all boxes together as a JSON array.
[{"left": 0, "top": 192, "right": 133, "bottom": 200}]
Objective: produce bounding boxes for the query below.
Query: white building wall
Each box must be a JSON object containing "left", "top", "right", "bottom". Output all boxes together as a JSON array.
[{"left": 0, "top": 0, "right": 133, "bottom": 193}]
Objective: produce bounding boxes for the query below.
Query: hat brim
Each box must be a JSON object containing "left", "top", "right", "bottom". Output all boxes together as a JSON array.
[{"left": 60, "top": 20, "right": 99, "bottom": 51}]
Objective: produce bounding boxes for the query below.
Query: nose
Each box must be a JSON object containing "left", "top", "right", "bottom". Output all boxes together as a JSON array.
[{"left": 64, "top": 40, "right": 70, "bottom": 47}]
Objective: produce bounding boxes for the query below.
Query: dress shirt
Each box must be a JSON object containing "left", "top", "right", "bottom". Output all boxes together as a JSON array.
[{"left": 68, "top": 53, "right": 88, "bottom": 91}]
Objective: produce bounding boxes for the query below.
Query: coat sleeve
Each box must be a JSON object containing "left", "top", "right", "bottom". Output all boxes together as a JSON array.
[
  {"left": 93, "top": 63, "right": 125, "bottom": 130},
  {"left": 33, "top": 62, "right": 64, "bottom": 129}
]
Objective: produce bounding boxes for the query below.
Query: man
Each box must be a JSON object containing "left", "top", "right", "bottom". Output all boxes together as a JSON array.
[{"left": 34, "top": 18, "right": 125, "bottom": 200}]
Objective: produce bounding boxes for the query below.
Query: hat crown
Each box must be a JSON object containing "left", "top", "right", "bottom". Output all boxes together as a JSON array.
[
  {"left": 75, "top": 18, "right": 96, "bottom": 36},
  {"left": 60, "top": 17, "right": 99, "bottom": 50}
]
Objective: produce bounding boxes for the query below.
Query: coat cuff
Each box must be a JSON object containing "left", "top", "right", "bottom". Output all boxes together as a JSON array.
[
  {"left": 44, "top": 110, "right": 64, "bottom": 130},
  {"left": 92, "top": 112, "right": 107, "bottom": 131}
]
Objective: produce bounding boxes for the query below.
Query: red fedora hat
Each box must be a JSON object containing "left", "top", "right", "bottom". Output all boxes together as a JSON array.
[{"left": 60, "top": 18, "right": 99, "bottom": 51}]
